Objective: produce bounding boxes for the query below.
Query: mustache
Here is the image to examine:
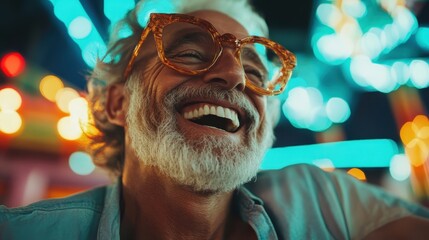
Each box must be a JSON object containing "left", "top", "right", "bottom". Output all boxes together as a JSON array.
[{"left": 164, "top": 86, "right": 260, "bottom": 126}]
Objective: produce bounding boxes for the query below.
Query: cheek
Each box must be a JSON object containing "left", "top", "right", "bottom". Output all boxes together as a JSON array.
[
  {"left": 137, "top": 60, "right": 168, "bottom": 104},
  {"left": 247, "top": 90, "right": 267, "bottom": 120},
  {"left": 257, "top": 98, "right": 268, "bottom": 127},
  {"left": 138, "top": 62, "right": 186, "bottom": 118}
]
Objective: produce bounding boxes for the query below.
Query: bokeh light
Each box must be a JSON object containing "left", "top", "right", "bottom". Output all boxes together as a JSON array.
[
  {"left": 400, "top": 115, "right": 429, "bottom": 167},
  {"left": 360, "top": 30, "right": 383, "bottom": 59},
  {"left": 104, "top": 0, "right": 135, "bottom": 26},
  {"left": 69, "top": 97, "right": 88, "bottom": 119},
  {"left": 69, "top": 151, "right": 95, "bottom": 175},
  {"left": 136, "top": 0, "right": 175, "bottom": 27},
  {"left": 57, "top": 116, "right": 82, "bottom": 140},
  {"left": 69, "top": 97, "right": 89, "bottom": 131},
  {"left": 0, "top": 88, "right": 22, "bottom": 111},
  {"left": 0, "top": 110, "right": 22, "bottom": 134},
  {"left": 117, "top": 24, "right": 133, "bottom": 39},
  {"left": 392, "top": 6, "right": 418, "bottom": 39},
  {"left": 82, "top": 41, "right": 107, "bottom": 68},
  {"left": 0, "top": 52, "right": 26, "bottom": 77},
  {"left": 326, "top": 97, "right": 351, "bottom": 123},
  {"left": 316, "top": 3, "right": 342, "bottom": 28},
  {"left": 389, "top": 154, "right": 411, "bottom": 181},
  {"left": 49, "top": 0, "right": 106, "bottom": 68},
  {"left": 312, "top": 0, "right": 420, "bottom": 95},
  {"left": 55, "top": 87, "right": 79, "bottom": 113},
  {"left": 409, "top": 60, "right": 429, "bottom": 89},
  {"left": 39, "top": 75, "right": 64, "bottom": 102},
  {"left": 349, "top": 56, "right": 398, "bottom": 92},
  {"left": 341, "top": 0, "right": 367, "bottom": 18},
  {"left": 315, "top": 34, "right": 353, "bottom": 64},
  {"left": 283, "top": 87, "right": 332, "bottom": 131},
  {"left": 349, "top": 55, "right": 373, "bottom": 87},
  {"left": 390, "top": 61, "right": 410, "bottom": 85},
  {"left": 383, "top": 23, "right": 401, "bottom": 50},
  {"left": 313, "top": 158, "right": 335, "bottom": 172},
  {"left": 68, "top": 16, "right": 92, "bottom": 39},
  {"left": 416, "top": 27, "right": 429, "bottom": 50},
  {"left": 347, "top": 168, "right": 366, "bottom": 181}
]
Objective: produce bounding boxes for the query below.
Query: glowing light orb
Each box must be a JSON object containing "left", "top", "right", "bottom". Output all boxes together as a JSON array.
[
  {"left": 326, "top": 98, "right": 351, "bottom": 123},
  {"left": 69, "top": 151, "right": 95, "bottom": 175},
  {"left": 347, "top": 168, "right": 366, "bottom": 181},
  {"left": 69, "top": 97, "right": 88, "bottom": 118},
  {"left": 0, "top": 110, "right": 22, "bottom": 134},
  {"left": 416, "top": 27, "right": 429, "bottom": 50},
  {"left": 0, "top": 52, "right": 25, "bottom": 77},
  {"left": 55, "top": 88, "right": 79, "bottom": 113},
  {"left": 316, "top": 34, "right": 353, "bottom": 64},
  {"left": 316, "top": 3, "right": 342, "bottom": 28},
  {"left": 68, "top": 16, "right": 92, "bottom": 39},
  {"left": 409, "top": 60, "right": 429, "bottom": 89},
  {"left": 57, "top": 116, "right": 82, "bottom": 140},
  {"left": 389, "top": 154, "right": 411, "bottom": 181},
  {"left": 39, "top": 75, "right": 64, "bottom": 102},
  {"left": 0, "top": 88, "right": 22, "bottom": 111}
]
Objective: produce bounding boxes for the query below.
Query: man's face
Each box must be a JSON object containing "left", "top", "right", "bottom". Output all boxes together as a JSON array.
[{"left": 125, "top": 10, "right": 274, "bottom": 192}]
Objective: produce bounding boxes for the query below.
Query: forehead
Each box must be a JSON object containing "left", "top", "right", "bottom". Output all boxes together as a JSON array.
[{"left": 187, "top": 10, "right": 249, "bottom": 39}]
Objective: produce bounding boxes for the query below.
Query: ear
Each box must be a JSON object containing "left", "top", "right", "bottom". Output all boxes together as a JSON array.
[{"left": 106, "top": 83, "right": 126, "bottom": 126}]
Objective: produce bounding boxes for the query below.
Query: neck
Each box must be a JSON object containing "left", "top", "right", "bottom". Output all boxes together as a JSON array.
[{"left": 120, "top": 157, "right": 241, "bottom": 240}]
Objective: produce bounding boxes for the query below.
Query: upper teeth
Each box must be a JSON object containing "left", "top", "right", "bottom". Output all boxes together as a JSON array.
[{"left": 184, "top": 104, "right": 240, "bottom": 129}]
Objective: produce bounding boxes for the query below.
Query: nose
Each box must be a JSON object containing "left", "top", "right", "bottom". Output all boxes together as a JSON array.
[{"left": 201, "top": 48, "right": 246, "bottom": 92}]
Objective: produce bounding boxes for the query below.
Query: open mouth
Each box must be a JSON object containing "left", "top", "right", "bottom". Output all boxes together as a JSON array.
[{"left": 183, "top": 104, "right": 240, "bottom": 132}]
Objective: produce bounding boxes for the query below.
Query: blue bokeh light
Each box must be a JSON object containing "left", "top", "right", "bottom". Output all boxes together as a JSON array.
[{"left": 69, "top": 151, "right": 95, "bottom": 175}]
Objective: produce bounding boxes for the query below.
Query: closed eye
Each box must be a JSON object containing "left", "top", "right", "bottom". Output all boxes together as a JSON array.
[
  {"left": 243, "top": 65, "right": 266, "bottom": 86},
  {"left": 171, "top": 49, "right": 205, "bottom": 61}
]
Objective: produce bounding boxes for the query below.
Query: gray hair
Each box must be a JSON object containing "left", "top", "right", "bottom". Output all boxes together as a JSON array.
[{"left": 86, "top": 0, "right": 271, "bottom": 176}]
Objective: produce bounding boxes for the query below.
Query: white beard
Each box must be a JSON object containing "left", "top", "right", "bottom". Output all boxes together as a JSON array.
[{"left": 126, "top": 79, "right": 274, "bottom": 193}]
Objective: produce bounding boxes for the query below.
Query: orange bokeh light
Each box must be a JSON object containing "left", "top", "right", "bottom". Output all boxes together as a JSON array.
[
  {"left": 347, "top": 168, "right": 367, "bottom": 181},
  {"left": 400, "top": 115, "right": 429, "bottom": 167}
]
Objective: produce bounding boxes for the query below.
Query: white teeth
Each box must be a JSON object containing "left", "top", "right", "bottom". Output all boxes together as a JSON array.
[
  {"left": 210, "top": 106, "right": 216, "bottom": 115},
  {"left": 204, "top": 105, "right": 210, "bottom": 115},
  {"left": 232, "top": 113, "right": 239, "bottom": 128},
  {"left": 216, "top": 106, "right": 225, "bottom": 118},
  {"left": 183, "top": 104, "right": 240, "bottom": 129},
  {"left": 225, "top": 108, "right": 231, "bottom": 119}
]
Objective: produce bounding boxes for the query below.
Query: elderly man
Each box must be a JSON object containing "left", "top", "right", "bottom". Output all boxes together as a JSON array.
[{"left": 1, "top": 0, "right": 429, "bottom": 239}]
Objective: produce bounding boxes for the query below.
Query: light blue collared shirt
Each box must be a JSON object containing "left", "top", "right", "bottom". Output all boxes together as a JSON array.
[{"left": 1, "top": 164, "right": 428, "bottom": 239}]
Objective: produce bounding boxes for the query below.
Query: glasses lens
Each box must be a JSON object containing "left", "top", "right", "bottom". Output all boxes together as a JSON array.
[
  {"left": 161, "top": 22, "right": 219, "bottom": 71},
  {"left": 240, "top": 42, "right": 284, "bottom": 92}
]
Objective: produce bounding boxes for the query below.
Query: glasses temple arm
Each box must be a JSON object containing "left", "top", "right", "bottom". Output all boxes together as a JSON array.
[{"left": 124, "top": 27, "right": 152, "bottom": 79}]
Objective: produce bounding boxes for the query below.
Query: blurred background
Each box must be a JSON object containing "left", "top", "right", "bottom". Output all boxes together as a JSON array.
[{"left": 1, "top": 0, "right": 428, "bottom": 207}]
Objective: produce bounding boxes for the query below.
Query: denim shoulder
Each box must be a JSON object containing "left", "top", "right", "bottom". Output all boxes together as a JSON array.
[{"left": 0, "top": 186, "right": 108, "bottom": 239}]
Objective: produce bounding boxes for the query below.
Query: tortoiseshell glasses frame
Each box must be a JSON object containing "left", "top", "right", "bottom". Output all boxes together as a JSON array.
[{"left": 124, "top": 13, "right": 297, "bottom": 96}]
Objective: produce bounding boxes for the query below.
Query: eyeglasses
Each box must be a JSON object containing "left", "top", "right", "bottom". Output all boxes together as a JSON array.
[{"left": 124, "top": 13, "right": 297, "bottom": 96}]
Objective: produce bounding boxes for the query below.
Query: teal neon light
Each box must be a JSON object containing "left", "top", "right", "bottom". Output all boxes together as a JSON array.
[
  {"left": 261, "top": 139, "right": 399, "bottom": 170},
  {"left": 104, "top": 0, "right": 135, "bottom": 27},
  {"left": 49, "top": 0, "right": 106, "bottom": 68}
]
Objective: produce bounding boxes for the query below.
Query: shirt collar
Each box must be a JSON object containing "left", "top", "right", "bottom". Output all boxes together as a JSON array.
[
  {"left": 96, "top": 179, "right": 275, "bottom": 240},
  {"left": 97, "top": 179, "right": 121, "bottom": 240},
  {"left": 237, "top": 186, "right": 264, "bottom": 206}
]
